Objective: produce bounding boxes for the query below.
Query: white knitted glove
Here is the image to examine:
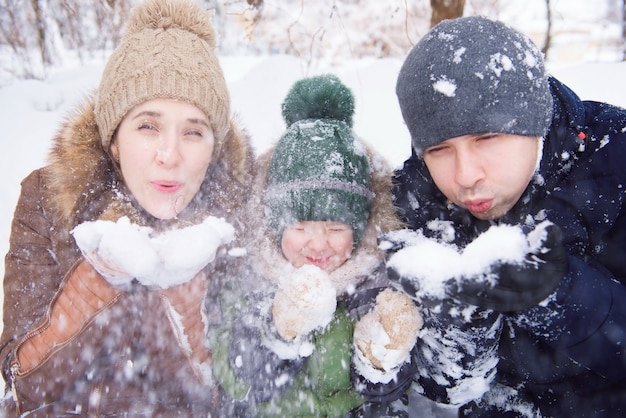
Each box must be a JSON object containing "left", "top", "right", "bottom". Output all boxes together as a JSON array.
[
  {"left": 137, "top": 216, "right": 234, "bottom": 288},
  {"left": 72, "top": 216, "right": 235, "bottom": 289},
  {"left": 272, "top": 265, "right": 337, "bottom": 340},
  {"left": 72, "top": 217, "right": 155, "bottom": 288},
  {"left": 354, "top": 289, "right": 422, "bottom": 373}
]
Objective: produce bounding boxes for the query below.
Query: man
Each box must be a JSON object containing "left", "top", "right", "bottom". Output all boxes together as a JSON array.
[{"left": 387, "top": 15, "right": 626, "bottom": 417}]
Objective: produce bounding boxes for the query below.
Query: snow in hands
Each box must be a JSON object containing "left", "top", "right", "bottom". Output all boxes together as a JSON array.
[
  {"left": 72, "top": 216, "right": 235, "bottom": 289},
  {"left": 383, "top": 221, "right": 556, "bottom": 303}
]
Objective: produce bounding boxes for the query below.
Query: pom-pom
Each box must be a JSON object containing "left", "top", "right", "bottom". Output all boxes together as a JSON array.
[
  {"left": 124, "top": 0, "right": 216, "bottom": 48},
  {"left": 281, "top": 74, "right": 355, "bottom": 127}
]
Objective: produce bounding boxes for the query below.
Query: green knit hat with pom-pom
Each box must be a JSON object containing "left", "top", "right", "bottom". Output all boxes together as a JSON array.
[{"left": 265, "top": 74, "right": 373, "bottom": 248}]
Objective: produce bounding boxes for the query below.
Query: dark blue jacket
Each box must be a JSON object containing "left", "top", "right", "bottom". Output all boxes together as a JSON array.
[{"left": 391, "top": 77, "right": 626, "bottom": 417}]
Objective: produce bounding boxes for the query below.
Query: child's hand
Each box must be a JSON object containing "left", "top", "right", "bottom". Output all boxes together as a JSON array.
[
  {"left": 272, "top": 265, "right": 337, "bottom": 340},
  {"left": 354, "top": 289, "right": 422, "bottom": 371}
]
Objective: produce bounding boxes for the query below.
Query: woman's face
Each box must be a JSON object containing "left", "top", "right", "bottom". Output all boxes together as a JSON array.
[
  {"left": 112, "top": 98, "right": 215, "bottom": 220},
  {"left": 281, "top": 221, "right": 354, "bottom": 273}
]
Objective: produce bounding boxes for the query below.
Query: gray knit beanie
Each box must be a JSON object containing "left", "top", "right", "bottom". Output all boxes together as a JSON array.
[
  {"left": 265, "top": 74, "right": 373, "bottom": 247},
  {"left": 95, "top": 0, "right": 230, "bottom": 151},
  {"left": 396, "top": 16, "right": 553, "bottom": 154}
]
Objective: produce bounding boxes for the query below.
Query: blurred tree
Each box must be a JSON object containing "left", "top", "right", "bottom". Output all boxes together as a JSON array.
[
  {"left": 247, "top": 0, "right": 263, "bottom": 8},
  {"left": 623, "top": 0, "right": 625, "bottom": 60},
  {"left": 31, "top": 0, "right": 52, "bottom": 66},
  {"left": 430, "top": 0, "right": 465, "bottom": 27},
  {"left": 541, "top": 0, "right": 552, "bottom": 59}
]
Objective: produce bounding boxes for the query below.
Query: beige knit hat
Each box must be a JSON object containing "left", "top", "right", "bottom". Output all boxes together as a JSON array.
[{"left": 95, "top": 0, "right": 230, "bottom": 150}]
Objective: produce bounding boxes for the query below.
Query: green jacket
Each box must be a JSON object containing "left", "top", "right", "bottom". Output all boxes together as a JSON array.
[{"left": 255, "top": 308, "right": 364, "bottom": 417}]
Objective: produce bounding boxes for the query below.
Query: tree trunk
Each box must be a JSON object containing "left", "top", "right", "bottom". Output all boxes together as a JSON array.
[
  {"left": 542, "top": 0, "right": 552, "bottom": 60},
  {"left": 31, "top": 0, "right": 52, "bottom": 66},
  {"left": 623, "top": 0, "right": 626, "bottom": 61},
  {"left": 430, "top": 0, "right": 465, "bottom": 28}
]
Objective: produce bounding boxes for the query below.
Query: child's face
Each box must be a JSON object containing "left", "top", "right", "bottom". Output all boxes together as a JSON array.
[{"left": 281, "top": 221, "right": 354, "bottom": 273}]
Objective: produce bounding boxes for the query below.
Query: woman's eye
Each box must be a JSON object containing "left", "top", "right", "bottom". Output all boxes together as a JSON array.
[
  {"left": 185, "top": 129, "right": 204, "bottom": 138},
  {"left": 138, "top": 122, "right": 157, "bottom": 131}
]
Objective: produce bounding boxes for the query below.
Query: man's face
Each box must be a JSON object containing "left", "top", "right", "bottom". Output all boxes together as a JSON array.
[{"left": 422, "top": 133, "right": 540, "bottom": 220}]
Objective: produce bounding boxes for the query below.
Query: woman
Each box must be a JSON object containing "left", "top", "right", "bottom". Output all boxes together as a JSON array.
[{"left": 0, "top": 0, "right": 253, "bottom": 416}]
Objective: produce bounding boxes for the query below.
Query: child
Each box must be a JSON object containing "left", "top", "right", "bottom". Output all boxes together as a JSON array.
[{"left": 210, "top": 74, "right": 421, "bottom": 416}]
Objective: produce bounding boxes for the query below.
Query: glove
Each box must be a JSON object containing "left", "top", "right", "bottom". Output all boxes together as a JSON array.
[
  {"left": 384, "top": 229, "right": 462, "bottom": 302},
  {"left": 354, "top": 289, "right": 422, "bottom": 373},
  {"left": 386, "top": 222, "right": 568, "bottom": 312},
  {"left": 72, "top": 216, "right": 235, "bottom": 289},
  {"left": 138, "top": 216, "right": 235, "bottom": 288},
  {"left": 72, "top": 217, "right": 155, "bottom": 288},
  {"left": 272, "top": 265, "right": 337, "bottom": 340},
  {"left": 454, "top": 221, "right": 568, "bottom": 312}
]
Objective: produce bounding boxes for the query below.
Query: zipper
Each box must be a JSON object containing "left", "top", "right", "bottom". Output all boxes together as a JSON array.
[{"left": 10, "top": 363, "right": 21, "bottom": 415}]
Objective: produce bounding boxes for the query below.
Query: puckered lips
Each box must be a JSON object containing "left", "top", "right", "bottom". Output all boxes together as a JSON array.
[
  {"left": 464, "top": 198, "right": 493, "bottom": 214},
  {"left": 152, "top": 180, "right": 182, "bottom": 193}
]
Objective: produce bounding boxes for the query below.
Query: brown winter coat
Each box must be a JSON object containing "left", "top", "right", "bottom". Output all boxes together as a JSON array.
[{"left": 0, "top": 98, "right": 253, "bottom": 416}]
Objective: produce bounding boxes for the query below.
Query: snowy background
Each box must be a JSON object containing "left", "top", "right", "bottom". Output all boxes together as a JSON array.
[{"left": 1, "top": 0, "right": 625, "bottom": 401}]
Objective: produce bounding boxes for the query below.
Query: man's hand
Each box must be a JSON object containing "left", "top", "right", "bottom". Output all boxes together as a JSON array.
[
  {"left": 385, "top": 221, "right": 568, "bottom": 312},
  {"left": 454, "top": 222, "right": 568, "bottom": 311}
]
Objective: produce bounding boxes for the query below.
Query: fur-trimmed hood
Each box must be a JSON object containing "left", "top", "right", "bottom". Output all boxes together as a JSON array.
[
  {"left": 245, "top": 141, "right": 403, "bottom": 295},
  {"left": 44, "top": 96, "right": 254, "bottom": 232}
]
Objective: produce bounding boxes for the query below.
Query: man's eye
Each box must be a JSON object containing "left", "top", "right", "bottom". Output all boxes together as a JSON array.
[
  {"left": 425, "top": 146, "right": 446, "bottom": 155},
  {"left": 477, "top": 133, "right": 498, "bottom": 141}
]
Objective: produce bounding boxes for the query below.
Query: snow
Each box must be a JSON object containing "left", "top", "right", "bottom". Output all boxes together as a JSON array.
[
  {"left": 1, "top": 0, "right": 626, "bottom": 407},
  {"left": 383, "top": 222, "right": 555, "bottom": 300},
  {"left": 72, "top": 215, "right": 235, "bottom": 289}
]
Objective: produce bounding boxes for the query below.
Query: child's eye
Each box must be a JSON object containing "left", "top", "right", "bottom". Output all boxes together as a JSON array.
[
  {"left": 288, "top": 224, "right": 306, "bottom": 232},
  {"left": 326, "top": 224, "right": 351, "bottom": 233}
]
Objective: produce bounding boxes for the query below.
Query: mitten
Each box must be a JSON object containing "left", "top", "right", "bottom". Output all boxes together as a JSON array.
[
  {"left": 354, "top": 289, "right": 422, "bottom": 373},
  {"left": 272, "top": 265, "right": 337, "bottom": 340},
  {"left": 454, "top": 221, "right": 568, "bottom": 311}
]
